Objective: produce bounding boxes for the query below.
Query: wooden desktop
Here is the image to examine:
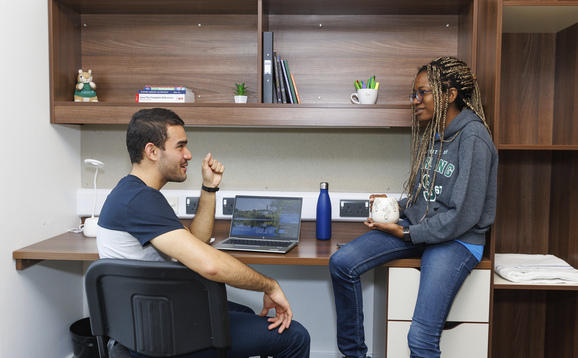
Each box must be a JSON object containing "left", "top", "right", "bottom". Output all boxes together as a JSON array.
[{"left": 13, "top": 220, "right": 490, "bottom": 270}]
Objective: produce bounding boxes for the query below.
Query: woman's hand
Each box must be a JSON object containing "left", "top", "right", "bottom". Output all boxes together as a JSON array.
[
  {"left": 364, "top": 218, "right": 404, "bottom": 239},
  {"left": 368, "top": 193, "right": 387, "bottom": 214},
  {"left": 369, "top": 193, "right": 388, "bottom": 202}
]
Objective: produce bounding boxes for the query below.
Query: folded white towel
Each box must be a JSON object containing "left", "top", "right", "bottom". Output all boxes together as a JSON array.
[{"left": 494, "top": 254, "right": 578, "bottom": 284}]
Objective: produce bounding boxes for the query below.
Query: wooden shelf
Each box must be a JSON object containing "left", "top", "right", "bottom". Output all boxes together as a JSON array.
[
  {"left": 51, "top": 0, "right": 474, "bottom": 16},
  {"left": 497, "top": 144, "right": 578, "bottom": 150},
  {"left": 52, "top": 102, "right": 411, "bottom": 127},
  {"left": 503, "top": 1, "right": 578, "bottom": 34},
  {"left": 493, "top": 273, "right": 578, "bottom": 291}
]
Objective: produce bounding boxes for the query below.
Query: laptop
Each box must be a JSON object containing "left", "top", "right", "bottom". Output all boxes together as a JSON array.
[{"left": 213, "top": 195, "right": 303, "bottom": 254}]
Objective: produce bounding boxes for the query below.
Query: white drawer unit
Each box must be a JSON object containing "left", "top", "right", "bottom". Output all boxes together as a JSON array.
[
  {"left": 387, "top": 268, "right": 491, "bottom": 322},
  {"left": 387, "top": 321, "right": 489, "bottom": 358},
  {"left": 384, "top": 267, "right": 491, "bottom": 357}
]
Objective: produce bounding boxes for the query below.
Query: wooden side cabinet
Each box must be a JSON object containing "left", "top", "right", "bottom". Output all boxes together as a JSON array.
[{"left": 490, "top": 2, "right": 578, "bottom": 358}]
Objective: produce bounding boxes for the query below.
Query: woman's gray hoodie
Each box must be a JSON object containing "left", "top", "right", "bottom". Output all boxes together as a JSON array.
[{"left": 398, "top": 109, "right": 498, "bottom": 246}]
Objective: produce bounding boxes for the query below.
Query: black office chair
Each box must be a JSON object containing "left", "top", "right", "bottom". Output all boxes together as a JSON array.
[{"left": 85, "top": 259, "right": 231, "bottom": 358}]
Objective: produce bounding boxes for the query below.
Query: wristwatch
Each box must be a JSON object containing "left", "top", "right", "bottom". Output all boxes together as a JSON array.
[
  {"left": 402, "top": 226, "right": 411, "bottom": 242},
  {"left": 201, "top": 184, "right": 219, "bottom": 192}
]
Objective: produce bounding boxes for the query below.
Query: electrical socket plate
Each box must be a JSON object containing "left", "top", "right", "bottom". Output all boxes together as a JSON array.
[
  {"left": 78, "top": 188, "right": 401, "bottom": 221},
  {"left": 165, "top": 196, "right": 178, "bottom": 215},
  {"left": 340, "top": 200, "right": 369, "bottom": 218},
  {"left": 222, "top": 197, "right": 235, "bottom": 215},
  {"left": 186, "top": 197, "right": 199, "bottom": 215}
]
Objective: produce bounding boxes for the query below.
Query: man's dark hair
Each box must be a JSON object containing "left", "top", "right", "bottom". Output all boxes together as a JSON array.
[{"left": 126, "top": 108, "right": 185, "bottom": 164}]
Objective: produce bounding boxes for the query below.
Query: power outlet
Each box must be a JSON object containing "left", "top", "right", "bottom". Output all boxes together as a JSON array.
[
  {"left": 164, "top": 196, "right": 178, "bottom": 215},
  {"left": 186, "top": 197, "right": 199, "bottom": 215},
  {"left": 222, "top": 197, "right": 235, "bottom": 215},
  {"left": 340, "top": 200, "right": 370, "bottom": 218}
]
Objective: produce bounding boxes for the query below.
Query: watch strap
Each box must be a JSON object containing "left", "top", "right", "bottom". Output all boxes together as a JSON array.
[{"left": 201, "top": 184, "right": 220, "bottom": 192}]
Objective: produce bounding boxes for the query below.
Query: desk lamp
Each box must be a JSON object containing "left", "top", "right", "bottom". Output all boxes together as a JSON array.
[{"left": 83, "top": 159, "right": 105, "bottom": 237}]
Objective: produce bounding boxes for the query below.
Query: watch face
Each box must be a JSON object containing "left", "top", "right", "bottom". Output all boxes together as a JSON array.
[{"left": 403, "top": 227, "right": 411, "bottom": 242}]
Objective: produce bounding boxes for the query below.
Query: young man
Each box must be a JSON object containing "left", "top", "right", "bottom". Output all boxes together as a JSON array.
[{"left": 97, "top": 108, "right": 310, "bottom": 358}]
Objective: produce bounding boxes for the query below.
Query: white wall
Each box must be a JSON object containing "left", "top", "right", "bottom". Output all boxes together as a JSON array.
[
  {"left": 0, "top": 1, "right": 83, "bottom": 357},
  {"left": 80, "top": 126, "right": 411, "bottom": 193}
]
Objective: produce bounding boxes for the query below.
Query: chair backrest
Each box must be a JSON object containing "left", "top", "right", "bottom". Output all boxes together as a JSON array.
[{"left": 85, "top": 259, "right": 231, "bottom": 358}]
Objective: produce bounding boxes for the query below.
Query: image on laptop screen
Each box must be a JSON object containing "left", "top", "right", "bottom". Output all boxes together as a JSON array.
[{"left": 229, "top": 196, "right": 302, "bottom": 241}]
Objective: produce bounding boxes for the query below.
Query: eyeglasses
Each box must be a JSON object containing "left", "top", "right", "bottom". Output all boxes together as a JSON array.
[{"left": 409, "top": 89, "right": 432, "bottom": 104}]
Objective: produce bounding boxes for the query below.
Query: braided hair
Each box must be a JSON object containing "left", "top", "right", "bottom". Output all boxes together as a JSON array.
[{"left": 403, "top": 57, "right": 491, "bottom": 216}]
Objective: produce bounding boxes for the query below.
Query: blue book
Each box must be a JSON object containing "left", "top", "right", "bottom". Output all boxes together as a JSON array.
[
  {"left": 143, "top": 86, "right": 187, "bottom": 91},
  {"left": 138, "top": 90, "right": 190, "bottom": 94}
]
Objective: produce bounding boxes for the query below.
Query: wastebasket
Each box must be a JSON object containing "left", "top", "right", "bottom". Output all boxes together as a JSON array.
[{"left": 70, "top": 317, "right": 99, "bottom": 358}]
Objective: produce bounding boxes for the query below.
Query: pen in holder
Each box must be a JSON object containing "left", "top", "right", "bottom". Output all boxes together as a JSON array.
[
  {"left": 351, "top": 88, "right": 378, "bottom": 104},
  {"left": 351, "top": 76, "right": 379, "bottom": 104}
]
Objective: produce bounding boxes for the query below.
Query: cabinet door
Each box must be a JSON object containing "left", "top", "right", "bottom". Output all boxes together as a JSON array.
[
  {"left": 387, "top": 321, "right": 489, "bottom": 358},
  {"left": 387, "top": 268, "right": 490, "bottom": 322}
]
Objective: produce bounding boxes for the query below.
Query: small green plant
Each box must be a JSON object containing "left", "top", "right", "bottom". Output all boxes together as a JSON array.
[{"left": 233, "top": 83, "right": 248, "bottom": 96}]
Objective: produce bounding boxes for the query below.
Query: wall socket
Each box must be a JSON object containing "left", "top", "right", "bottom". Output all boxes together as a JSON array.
[
  {"left": 164, "top": 196, "right": 178, "bottom": 215},
  {"left": 222, "top": 197, "right": 235, "bottom": 215},
  {"left": 185, "top": 197, "right": 199, "bottom": 215},
  {"left": 340, "top": 200, "right": 370, "bottom": 218}
]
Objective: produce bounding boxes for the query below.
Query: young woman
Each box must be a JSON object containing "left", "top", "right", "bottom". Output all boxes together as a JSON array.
[{"left": 329, "top": 57, "right": 498, "bottom": 358}]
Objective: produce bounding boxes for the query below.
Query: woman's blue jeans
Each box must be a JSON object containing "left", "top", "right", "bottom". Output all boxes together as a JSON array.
[
  {"left": 329, "top": 225, "right": 479, "bottom": 358},
  {"left": 130, "top": 301, "right": 310, "bottom": 358}
]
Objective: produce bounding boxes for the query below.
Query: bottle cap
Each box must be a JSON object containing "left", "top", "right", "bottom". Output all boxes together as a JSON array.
[{"left": 320, "top": 182, "right": 328, "bottom": 189}]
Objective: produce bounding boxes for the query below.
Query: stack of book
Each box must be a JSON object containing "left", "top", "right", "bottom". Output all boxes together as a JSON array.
[
  {"left": 262, "top": 32, "right": 301, "bottom": 104},
  {"left": 135, "top": 86, "right": 195, "bottom": 103}
]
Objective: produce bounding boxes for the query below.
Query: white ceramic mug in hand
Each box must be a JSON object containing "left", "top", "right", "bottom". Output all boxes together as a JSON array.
[
  {"left": 370, "top": 197, "right": 399, "bottom": 224},
  {"left": 351, "top": 88, "right": 378, "bottom": 104}
]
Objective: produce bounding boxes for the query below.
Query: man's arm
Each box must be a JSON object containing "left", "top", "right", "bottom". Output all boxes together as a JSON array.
[
  {"left": 189, "top": 153, "right": 224, "bottom": 243},
  {"left": 189, "top": 190, "right": 216, "bottom": 243},
  {"left": 151, "top": 229, "right": 293, "bottom": 333}
]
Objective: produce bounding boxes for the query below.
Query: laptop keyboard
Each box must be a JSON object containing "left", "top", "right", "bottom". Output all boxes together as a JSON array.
[{"left": 228, "top": 238, "right": 292, "bottom": 247}]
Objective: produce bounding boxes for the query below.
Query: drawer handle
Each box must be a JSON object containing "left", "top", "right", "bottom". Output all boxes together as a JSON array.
[{"left": 443, "top": 322, "right": 461, "bottom": 331}]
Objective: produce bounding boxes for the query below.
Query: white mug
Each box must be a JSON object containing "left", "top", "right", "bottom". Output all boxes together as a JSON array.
[
  {"left": 351, "top": 88, "right": 378, "bottom": 104},
  {"left": 370, "top": 197, "right": 399, "bottom": 224}
]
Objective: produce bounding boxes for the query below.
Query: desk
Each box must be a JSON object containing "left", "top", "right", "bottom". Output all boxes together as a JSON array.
[
  {"left": 13, "top": 219, "right": 492, "bottom": 358},
  {"left": 13, "top": 220, "right": 490, "bottom": 270}
]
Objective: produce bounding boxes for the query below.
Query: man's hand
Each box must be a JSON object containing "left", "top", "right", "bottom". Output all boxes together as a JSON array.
[
  {"left": 201, "top": 153, "right": 225, "bottom": 188},
  {"left": 258, "top": 285, "right": 293, "bottom": 334}
]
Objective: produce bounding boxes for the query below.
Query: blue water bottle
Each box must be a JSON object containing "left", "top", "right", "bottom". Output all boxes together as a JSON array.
[{"left": 316, "top": 182, "right": 332, "bottom": 240}]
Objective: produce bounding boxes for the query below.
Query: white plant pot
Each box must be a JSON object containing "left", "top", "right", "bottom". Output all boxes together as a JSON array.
[{"left": 234, "top": 95, "right": 248, "bottom": 103}]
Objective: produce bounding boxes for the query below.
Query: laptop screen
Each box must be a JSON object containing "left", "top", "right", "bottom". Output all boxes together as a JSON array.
[{"left": 229, "top": 196, "right": 303, "bottom": 241}]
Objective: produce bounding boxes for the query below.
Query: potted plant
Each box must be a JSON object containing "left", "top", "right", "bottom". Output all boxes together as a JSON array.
[{"left": 233, "top": 83, "right": 248, "bottom": 103}]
